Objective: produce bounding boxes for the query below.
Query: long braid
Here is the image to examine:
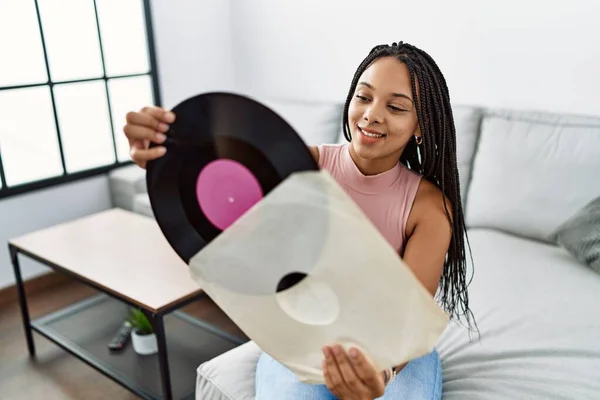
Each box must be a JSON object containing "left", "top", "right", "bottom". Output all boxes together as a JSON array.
[{"left": 343, "top": 42, "right": 477, "bottom": 332}]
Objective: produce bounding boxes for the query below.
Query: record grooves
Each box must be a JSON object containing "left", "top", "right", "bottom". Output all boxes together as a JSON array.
[{"left": 146, "top": 92, "right": 319, "bottom": 264}]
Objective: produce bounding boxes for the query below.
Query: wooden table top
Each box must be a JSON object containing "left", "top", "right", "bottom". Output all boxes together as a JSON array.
[{"left": 9, "top": 208, "right": 202, "bottom": 313}]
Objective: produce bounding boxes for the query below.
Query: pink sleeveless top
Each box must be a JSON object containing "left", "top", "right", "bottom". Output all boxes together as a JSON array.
[{"left": 317, "top": 144, "right": 422, "bottom": 253}]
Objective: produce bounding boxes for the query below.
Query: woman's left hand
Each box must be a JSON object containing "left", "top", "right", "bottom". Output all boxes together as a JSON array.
[{"left": 322, "top": 344, "right": 385, "bottom": 400}]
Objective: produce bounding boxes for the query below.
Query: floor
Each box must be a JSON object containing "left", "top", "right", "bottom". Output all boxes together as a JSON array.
[{"left": 0, "top": 277, "right": 246, "bottom": 399}]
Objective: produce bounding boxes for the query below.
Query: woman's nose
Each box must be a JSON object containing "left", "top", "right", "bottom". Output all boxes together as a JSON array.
[{"left": 363, "top": 105, "right": 383, "bottom": 124}]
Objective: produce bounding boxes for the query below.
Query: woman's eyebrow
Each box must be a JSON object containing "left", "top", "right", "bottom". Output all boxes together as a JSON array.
[{"left": 358, "top": 81, "right": 413, "bottom": 103}]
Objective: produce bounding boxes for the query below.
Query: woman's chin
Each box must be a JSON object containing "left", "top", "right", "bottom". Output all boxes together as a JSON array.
[
  {"left": 350, "top": 138, "right": 407, "bottom": 162},
  {"left": 350, "top": 141, "right": 381, "bottom": 159}
]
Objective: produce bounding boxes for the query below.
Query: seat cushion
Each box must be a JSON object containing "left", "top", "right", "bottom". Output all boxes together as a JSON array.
[
  {"left": 196, "top": 341, "right": 261, "bottom": 400},
  {"left": 465, "top": 109, "right": 600, "bottom": 242},
  {"left": 438, "top": 229, "right": 600, "bottom": 399},
  {"left": 196, "top": 229, "right": 600, "bottom": 399}
]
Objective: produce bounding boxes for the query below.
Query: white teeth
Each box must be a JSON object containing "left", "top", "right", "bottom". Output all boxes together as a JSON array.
[{"left": 360, "top": 128, "right": 384, "bottom": 138}]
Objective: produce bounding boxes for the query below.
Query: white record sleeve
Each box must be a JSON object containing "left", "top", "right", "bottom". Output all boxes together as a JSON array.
[{"left": 189, "top": 169, "right": 448, "bottom": 384}]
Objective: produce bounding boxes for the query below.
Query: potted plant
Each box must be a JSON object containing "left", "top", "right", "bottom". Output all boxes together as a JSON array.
[{"left": 127, "top": 308, "right": 157, "bottom": 355}]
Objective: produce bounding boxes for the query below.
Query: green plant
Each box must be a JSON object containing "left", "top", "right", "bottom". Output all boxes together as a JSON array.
[{"left": 127, "top": 309, "right": 153, "bottom": 335}]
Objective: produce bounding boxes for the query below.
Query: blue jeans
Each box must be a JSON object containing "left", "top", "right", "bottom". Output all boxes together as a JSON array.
[{"left": 255, "top": 349, "right": 442, "bottom": 399}]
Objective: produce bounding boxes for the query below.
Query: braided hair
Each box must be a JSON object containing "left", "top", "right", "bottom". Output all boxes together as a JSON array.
[{"left": 342, "top": 41, "right": 476, "bottom": 331}]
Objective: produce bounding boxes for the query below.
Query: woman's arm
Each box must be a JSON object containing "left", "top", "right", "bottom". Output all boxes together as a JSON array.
[
  {"left": 308, "top": 145, "right": 319, "bottom": 164},
  {"left": 388, "top": 179, "right": 453, "bottom": 376},
  {"left": 403, "top": 179, "right": 453, "bottom": 297}
]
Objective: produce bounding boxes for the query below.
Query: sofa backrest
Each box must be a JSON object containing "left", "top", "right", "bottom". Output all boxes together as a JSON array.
[
  {"left": 452, "top": 105, "right": 485, "bottom": 203},
  {"left": 257, "top": 96, "right": 600, "bottom": 244},
  {"left": 260, "top": 96, "right": 486, "bottom": 206},
  {"left": 462, "top": 107, "right": 600, "bottom": 243},
  {"left": 256, "top": 95, "right": 344, "bottom": 145}
]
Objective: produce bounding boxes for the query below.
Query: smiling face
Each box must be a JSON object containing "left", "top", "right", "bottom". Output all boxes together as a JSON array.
[{"left": 347, "top": 56, "right": 421, "bottom": 172}]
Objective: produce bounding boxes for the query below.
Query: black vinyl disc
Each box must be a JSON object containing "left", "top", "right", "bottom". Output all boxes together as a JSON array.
[{"left": 145, "top": 92, "right": 319, "bottom": 265}]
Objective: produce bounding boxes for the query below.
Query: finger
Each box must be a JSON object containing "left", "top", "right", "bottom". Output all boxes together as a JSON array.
[
  {"left": 349, "top": 347, "right": 385, "bottom": 394},
  {"left": 322, "top": 359, "right": 334, "bottom": 388},
  {"left": 322, "top": 359, "right": 344, "bottom": 398},
  {"left": 130, "top": 145, "right": 166, "bottom": 164},
  {"left": 123, "top": 123, "right": 167, "bottom": 144},
  {"left": 125, "top": 110, "right": 170, "bottom": 134},
  {"left": 332, "top": 345, "right": 362, "bottom": 390},
  {"left": 322, "top": 346, "right": 343, "bottom": 392},
  {"left": 140, "top": 106, "right": 176, "bottom": 124},
  {"left": 132, "top": 139, "right": 149, "bottom": 150}
]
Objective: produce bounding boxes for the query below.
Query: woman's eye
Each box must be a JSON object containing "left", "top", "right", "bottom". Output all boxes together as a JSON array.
[
  {"left": 355, "top": 94, "right": 369, "bottom": 101},
  {"left": 388, "top": 105, "right": 406, "bottom": 112}
]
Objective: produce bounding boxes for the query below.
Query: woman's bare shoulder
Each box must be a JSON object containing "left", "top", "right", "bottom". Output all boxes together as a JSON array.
[
  {"left": 416, "top": 179, "right": 452, "bottom": 216},
  {"left": 406, "top": 178, "right": 453, "bottom": 238}
]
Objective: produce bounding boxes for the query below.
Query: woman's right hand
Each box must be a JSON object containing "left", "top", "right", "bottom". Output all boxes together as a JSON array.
[{"left": 123, "top": 106, "right": 175, "bottom": 169}]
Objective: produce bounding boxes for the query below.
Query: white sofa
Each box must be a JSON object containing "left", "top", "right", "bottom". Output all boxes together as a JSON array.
[{"left": 108, "top": 97, "right": 600, "bottom": 399}]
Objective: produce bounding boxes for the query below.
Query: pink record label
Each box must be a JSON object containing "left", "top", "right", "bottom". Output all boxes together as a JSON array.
[{"left": 196, "top": 159, "right": 264, "bottom": 230}]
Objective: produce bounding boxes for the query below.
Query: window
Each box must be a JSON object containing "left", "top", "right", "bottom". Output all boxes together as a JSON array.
[{"left": 0, "top": 0, "right": 161, "bottom": 198}]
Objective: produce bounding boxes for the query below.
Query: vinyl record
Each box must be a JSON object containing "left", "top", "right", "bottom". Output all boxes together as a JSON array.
[{"left": 145, "top": 92, "right": 319, "bottom": 265}]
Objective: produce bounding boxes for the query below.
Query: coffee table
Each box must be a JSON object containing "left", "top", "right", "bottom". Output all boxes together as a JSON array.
[{"left": 8, "top": 208, "right": 246, "bottom": 400}]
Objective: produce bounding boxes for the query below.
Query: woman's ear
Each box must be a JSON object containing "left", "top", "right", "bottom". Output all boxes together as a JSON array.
[
  {"left": 413, "top": 127, "right": 422, "bottom": 145},
  {"left": 413, "top": 126, "right": 422, "bottom": 140}
]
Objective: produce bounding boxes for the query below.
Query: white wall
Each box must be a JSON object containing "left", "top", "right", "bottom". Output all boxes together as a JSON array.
[
  {"left": 150, "top": 0, "right": 234, "bottom": 109},
  {"left": 0, "top": 0, "right": 234, "bottom": 289},
  {"left": 230, "top": 0, "right": 600, "bottom": 117}
]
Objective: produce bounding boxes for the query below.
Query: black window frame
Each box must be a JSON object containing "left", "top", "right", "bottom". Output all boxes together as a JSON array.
[{"left": 0, "top": 0, "right": 161, "bottom": 200}]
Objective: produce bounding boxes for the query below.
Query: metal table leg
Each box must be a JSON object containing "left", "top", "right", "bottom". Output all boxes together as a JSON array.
[
  {"left": 144, "top": 310, "right": 172, "bottom": 400},
  {"left": 9, "top": 244, "right": 36, "bottom": 357}
]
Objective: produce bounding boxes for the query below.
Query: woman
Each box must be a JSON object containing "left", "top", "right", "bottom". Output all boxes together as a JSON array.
[{"left": 123, "top": 41, "right": 475, "bottom": 399}]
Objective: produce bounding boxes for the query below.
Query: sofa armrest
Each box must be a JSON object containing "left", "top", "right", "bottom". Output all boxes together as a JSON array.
[
  {"left": 132, "top": 192, "right": 154, "bottom": 218},
  {"left": 108, "top": 164, "right": 147, "bottom": 211},
  {"left": 196, "top": 341, "right": 261, "bottom": 400}
]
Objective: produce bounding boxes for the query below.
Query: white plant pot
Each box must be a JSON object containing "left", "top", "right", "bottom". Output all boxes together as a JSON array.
[{"left": 131, "top": 330, "right": 158, "bottom": 355}]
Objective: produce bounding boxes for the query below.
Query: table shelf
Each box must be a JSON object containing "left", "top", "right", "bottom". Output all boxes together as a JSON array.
[{"left": 31, "top": 294, "right": 246, "bottom": 400}]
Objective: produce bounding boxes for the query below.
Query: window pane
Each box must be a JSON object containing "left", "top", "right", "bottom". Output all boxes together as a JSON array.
[
  {"left": 0, "top": 87, "right": 63, "bottom": 186},
  {"left": 54, "top": 80, "right": 115, "bottom": 173},
  {"left": 107, "top": 75, "right": 154, "bottom": 162},
  {"left": 37, "top": 0, "right": 104, "bottom": 82},
  {"left": 0, "top": 0, "right": 48, "bottom": 86},
  {"left": 96, "top": 0, "right": 150, "bottom": 76}
]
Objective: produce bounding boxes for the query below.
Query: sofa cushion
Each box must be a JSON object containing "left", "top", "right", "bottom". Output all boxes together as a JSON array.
[
  {"left": 452, "top": 106, "right": 484, "bottom": 206},
  {"left": 196, "top": 341, "right": 261, "bottom": 400},
  {"left": 465, "top": 109, "right": 600, "bottom": 242},
  {"left": 258, "top": 97, "right": 344, "bottom": 145},
  {"left": 549, "top": 196, "right": 600, "bottom": 274},
  {"left": 438, "top": 229, "right": 600, "bottom": 399}
]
